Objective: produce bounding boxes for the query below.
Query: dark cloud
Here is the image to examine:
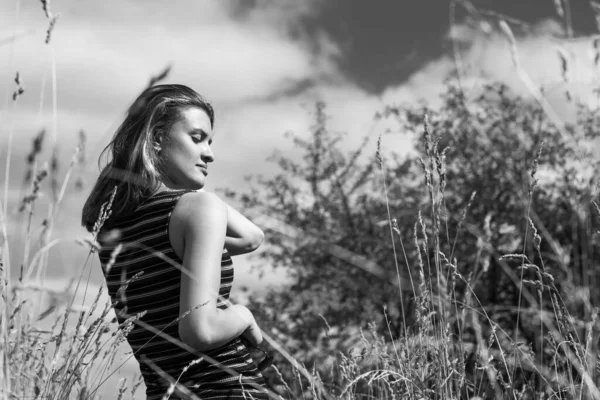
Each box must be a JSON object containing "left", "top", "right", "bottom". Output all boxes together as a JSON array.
[{"left": 229, "top": 0, "right": 600, "bottom": 94}]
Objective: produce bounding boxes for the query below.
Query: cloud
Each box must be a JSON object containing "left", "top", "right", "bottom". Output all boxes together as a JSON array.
[
  {"left": 4, "top": 5, "right": 596, "bottom": 165},
  {"left": 377, "top": 17, "right": 600, "bottom": 141},
  {"left": 381, "top": 57, "right": 454, "bottom": 109},
  {"left": 6, "top": 6, "right": 591, "bottom": 194},
  {"left": 451, "top": 19, "right": 600, "bottom": 120},
  {"left": 0, "top": 0, "right": 339, "bottom": 128},
  {"left": 0, "top": 0, "right": 339, "bottom": 194},
  {"left": 0, "top": 0, "right": 413, "bottom": 181}
]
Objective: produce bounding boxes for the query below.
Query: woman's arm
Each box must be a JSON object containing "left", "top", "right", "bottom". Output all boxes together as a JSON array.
[
  {"left": 223, "top": 202, "right": 264, "bottom": 256},
  {"left": 174, "top": 192, "right": 262, "bottom": 351}
]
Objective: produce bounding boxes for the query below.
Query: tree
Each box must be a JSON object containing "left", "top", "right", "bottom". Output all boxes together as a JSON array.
[{"left": 229, "top": 79, "right": 600, "bottom": 394}]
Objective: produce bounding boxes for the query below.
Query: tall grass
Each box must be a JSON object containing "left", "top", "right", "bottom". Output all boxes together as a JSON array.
[
  {"left": 2, "top": 1, "right": 600, "bottom": 399},
  {"left": 3, "top": 111, "right": 599, "bottom": 399}
]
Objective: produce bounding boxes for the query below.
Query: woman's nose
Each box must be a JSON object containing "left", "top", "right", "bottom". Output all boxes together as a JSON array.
[{"left": 201, "top": 146, "right": 214, "bottom": 163}]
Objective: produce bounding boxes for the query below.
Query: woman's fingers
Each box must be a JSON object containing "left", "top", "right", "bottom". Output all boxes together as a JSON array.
[{"left": 242, "top": 322, "right": 263, "bottom": 346}]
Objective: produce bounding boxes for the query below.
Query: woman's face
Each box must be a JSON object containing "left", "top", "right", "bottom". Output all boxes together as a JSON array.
[{"left": 159, "top": 106, "right": 214, "bottom": 190}]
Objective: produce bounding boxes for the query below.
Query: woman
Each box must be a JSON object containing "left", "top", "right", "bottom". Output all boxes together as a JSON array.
[{"left": 81, "top": 84, "right": 272, "bottom": 399}]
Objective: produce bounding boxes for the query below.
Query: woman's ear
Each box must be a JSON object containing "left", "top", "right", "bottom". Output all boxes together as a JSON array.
[{"left": 153, "top": 135, "right": 162, "bottom": 153}]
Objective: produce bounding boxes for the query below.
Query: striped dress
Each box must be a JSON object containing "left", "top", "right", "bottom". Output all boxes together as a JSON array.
[{"left": 98, "top": 189, "right": 270, "bottom": 399}]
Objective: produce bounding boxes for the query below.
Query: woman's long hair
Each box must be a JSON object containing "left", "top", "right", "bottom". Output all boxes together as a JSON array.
[{"left": 81, "top": 84, "right": 214, "bottom": 232}]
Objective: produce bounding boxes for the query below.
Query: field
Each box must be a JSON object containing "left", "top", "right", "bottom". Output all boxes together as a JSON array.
[{"left": 2, "top": 1, "right": 600, "bottom": 399}]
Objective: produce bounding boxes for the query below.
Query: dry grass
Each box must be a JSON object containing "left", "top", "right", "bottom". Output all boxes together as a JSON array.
[
  {"left": 2, "top": 0, "right": 600, "bottom": 398},
  {"left": 1, "top": 99, "right": 599, "bottom": 400}
]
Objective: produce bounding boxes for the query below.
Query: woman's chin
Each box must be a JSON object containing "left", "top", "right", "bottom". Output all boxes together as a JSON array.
[{"left": 160, "top": 178, "right": 205, "bottom": 191}]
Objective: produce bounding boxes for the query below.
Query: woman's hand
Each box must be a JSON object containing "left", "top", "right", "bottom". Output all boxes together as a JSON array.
[
  {"left": 230, "top": 304, "right": 263, "bottom": 346},
  {"left": 222, "top": 202, "right": 264, "bottom": 256},
  {"left": 242, "top": 318, "right": 263, "bottom": 347}
]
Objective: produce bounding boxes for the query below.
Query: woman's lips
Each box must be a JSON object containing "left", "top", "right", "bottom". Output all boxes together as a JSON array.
[{"left": 196, "top": 165, "right": 208, "bottom": 175}]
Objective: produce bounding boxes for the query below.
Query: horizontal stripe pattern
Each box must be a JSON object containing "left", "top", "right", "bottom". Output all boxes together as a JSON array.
[{"left": 98, "top": 190, "right": 269, "bottom": 399}]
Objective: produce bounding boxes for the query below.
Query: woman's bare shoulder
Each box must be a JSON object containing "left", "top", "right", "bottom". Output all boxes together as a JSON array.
[
  {"left": 169, "top": 191, "right": 227, "bottom": 258},
  {"left": 171, "top": 191, "right": 227, "bottom": 232}
]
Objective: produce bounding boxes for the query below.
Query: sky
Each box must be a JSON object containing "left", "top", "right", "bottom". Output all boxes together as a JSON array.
[{"left": 2, "top": 0, "right": 600, "bottom": 397}]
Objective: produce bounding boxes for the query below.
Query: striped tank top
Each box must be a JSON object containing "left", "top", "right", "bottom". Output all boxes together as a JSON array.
[{"left": 97, "top": 189, "right": 270, "bottom": 399}]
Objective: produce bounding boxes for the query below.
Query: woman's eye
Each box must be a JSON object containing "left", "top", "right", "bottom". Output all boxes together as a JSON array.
[{"left": 192, "top": 137, "right": 201, "bottom": 143}]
